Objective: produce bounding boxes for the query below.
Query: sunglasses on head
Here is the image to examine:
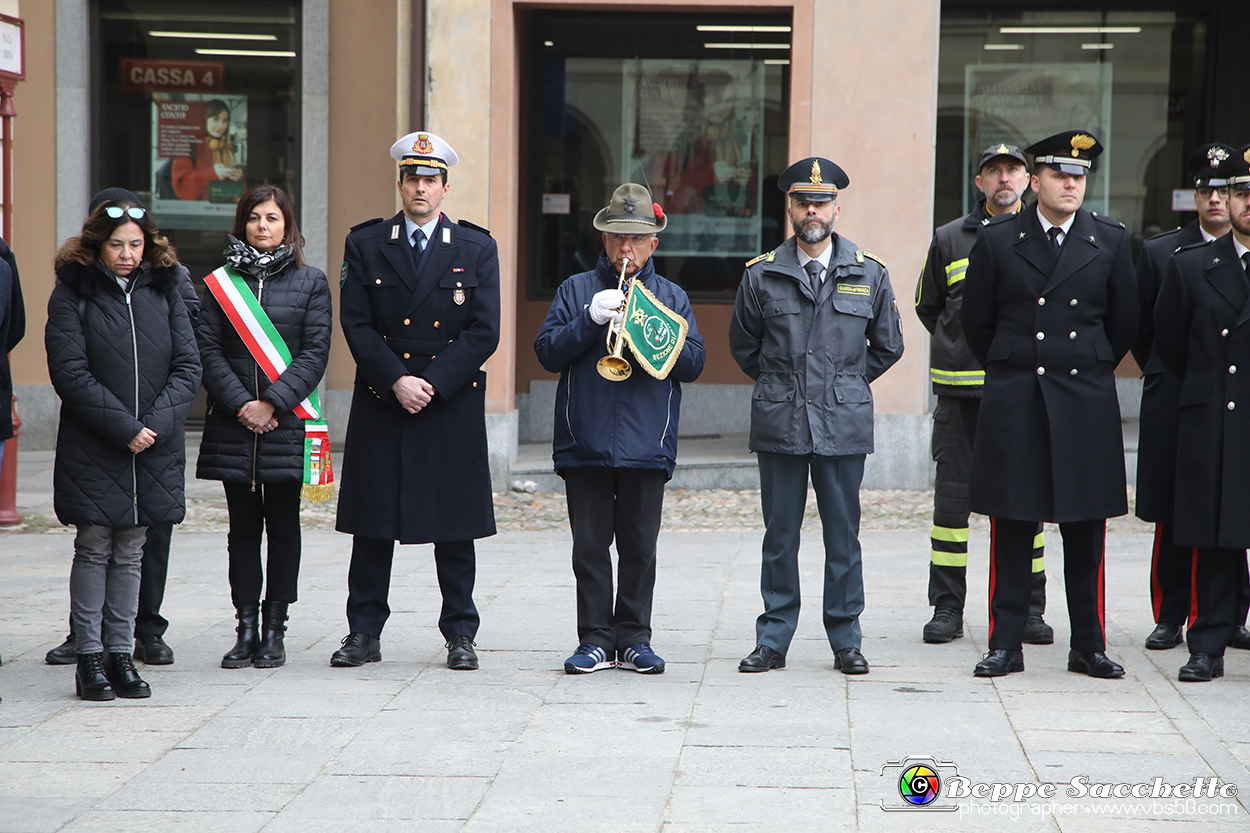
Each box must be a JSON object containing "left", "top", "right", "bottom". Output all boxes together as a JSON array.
[{"left": 104, "top": 206, "right": 147, "bottom": 220}]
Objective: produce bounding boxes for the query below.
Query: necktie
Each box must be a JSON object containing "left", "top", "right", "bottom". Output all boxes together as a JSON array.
[
  {"left": 410, "top": 228, "right": 426, "bottom": 271},
  {"left": 1047, "top": 226, "right": 1062, "bottom": 251},
  {"left": 803, "top": 259, "right": 823, "bottom": 293},
  {"left": 1243, "top": 252, "right": 1250, "bottom": 276}
]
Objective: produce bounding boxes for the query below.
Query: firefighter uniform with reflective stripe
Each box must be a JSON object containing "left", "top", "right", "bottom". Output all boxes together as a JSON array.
[{"left": 915, "top": 199, "right": 1046, "bottom": 618}]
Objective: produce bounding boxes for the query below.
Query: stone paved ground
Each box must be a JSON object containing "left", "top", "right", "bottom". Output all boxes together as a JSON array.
[{"left": 1, "top": 453, "right": 1243, "bottom": 833}]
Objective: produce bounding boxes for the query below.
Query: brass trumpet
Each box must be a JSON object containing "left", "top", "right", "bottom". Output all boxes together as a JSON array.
[{"left": 596, "top": 257, "right": 633, "bottom": 381}]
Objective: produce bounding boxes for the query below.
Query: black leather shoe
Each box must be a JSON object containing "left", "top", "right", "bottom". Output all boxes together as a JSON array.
[
  {"left": 222, "top": 604, "right": 260, "bottom": 669},
  {"left": 106, "top": 652, "right": 152, "bottom": 698},
  {"left": 1178, "top": 652, "right": 1224, "bottom": 682},
  {"left": 133, "top": 635, "right": 174, "bottom": 665},
  {"left": 833, "top": 647, "right": 869, "bottom": 675},
  {"left": 1229, "top": 626, "right": 1250, "bottom": 650},
  {"left": 75, "top": 652, "right": 116, "bottom": 701},
  {"left": 446, "top": 636, "right": 479, "bottom": 670},
  {"left": 1145, "top": 622, "right": 1184, "bottom": 650},
  {"left": 1022, "top": 614, "right": 1055, "bottom": 645},
  {"left": 46, "top": 634, "right": 77, "bottom": 665},
  {"left": 252, "top": 601, "right": 288, "bottom": 668},
  {"left": 973, "top": 649, "right": 1024, "bottom": 677},
  {"left": 330, "top": 632, "right": 381, "bottom": 667},
  {"left": 922, "top": 607, "right": 963, "bottom": 643},
  {"left": 738, "top": 644, "right": 785, "bottom": 672},
  {"left": 1067, "top": 649, "right": 1125, "bottom": 678}
]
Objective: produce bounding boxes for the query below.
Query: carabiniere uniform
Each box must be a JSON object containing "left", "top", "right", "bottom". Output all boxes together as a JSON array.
[
  {"left": 961, "top": 130, "right": 1137, "bottom": 668},
  {"left": 914, "top": 146, "right": 1045, "bottom": 629},
  {"left": 335, "top": 133, "right": 501, "bottom": 645},
  {"left": 1153, "top": 143, "right": 1250, "bottom": 673},
  {"left": 1132, "top": 143, "right": 1249, "bottom": 645}
]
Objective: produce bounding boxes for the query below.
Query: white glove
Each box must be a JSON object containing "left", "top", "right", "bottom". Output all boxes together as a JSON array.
[{"left": 589, "top": 288, "right": 625, "bottom": 325}]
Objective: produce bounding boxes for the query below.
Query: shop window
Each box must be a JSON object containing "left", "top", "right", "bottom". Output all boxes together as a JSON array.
[
  {"left": 93, "top": 0, "right": 301, "bottom": 288},
  {"left": 524, "top": 11, "right": 791, "bottom": 302},
  {"left": 936, "top": 7, "right": 1210, "bottom": 248}
]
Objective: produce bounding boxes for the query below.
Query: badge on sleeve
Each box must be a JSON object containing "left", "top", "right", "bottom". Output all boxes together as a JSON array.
[{"left": 340, "top": 262, "right": 348, "bottom": 288}]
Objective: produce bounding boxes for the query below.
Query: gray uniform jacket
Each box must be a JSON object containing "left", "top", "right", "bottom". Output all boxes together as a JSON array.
[{"left": 729, "top": 234, "right": 905, "bottom": 456}]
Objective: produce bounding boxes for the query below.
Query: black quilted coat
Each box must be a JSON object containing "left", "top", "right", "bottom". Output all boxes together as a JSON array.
[
  {"left": 46, "top": 260, "right": 202, "bottom": 527},
  {"left": 196, "top": 262, "right": 332, "bottom": 485}
]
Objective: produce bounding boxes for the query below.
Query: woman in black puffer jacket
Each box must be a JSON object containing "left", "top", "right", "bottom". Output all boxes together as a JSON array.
[
  {"left": 196, "top": 185, "right": 332, "bottom": 669},
  {"left": 46, "top": 201, "right": 201, "bottom": 700}
]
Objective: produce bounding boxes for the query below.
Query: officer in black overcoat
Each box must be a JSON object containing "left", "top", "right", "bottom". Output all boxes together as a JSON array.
[
  {"left": 332, "top": 132, "right": 501, "bottom": 670},
  {"left": 1132, "top": 144, "right": 1250, "bottom": 652},
  {"left": 962, "top": 130, "right": 1137, "bottom": 679},
  {"left": 1154, "top": 145, "right": 1250, "bottom": 681}
]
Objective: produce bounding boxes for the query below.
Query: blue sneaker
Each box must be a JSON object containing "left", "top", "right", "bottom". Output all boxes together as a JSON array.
[
  {"left": 619, "top": 642, "right": 665, "bottom": 674},
  {"left": 564, "top": 643, "right": 614, "bottom": 674}
]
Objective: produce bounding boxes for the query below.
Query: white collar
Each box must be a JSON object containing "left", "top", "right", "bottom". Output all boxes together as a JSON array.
[
  {"left": 403, "top": 212, "right": 441, "bottom": 245},
  {"left": 1037, "top": 210, "right": 1076, "bottom": 237},
  {"left": 796, "top": 239, "right": 833, "bottom": 274},
  {"left": 1200, "top": 225, "right": 1218, "bottom": 243},
  {"left": 1233, "top": 235, "right": 1250, "bottom": 263}
]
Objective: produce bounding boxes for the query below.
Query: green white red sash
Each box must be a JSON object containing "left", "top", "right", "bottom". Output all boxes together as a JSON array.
[{"left": 205, "top": 265, "right": 335, "bottom": 502}]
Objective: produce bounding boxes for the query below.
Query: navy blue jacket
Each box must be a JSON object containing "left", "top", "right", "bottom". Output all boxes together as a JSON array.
[{"left": 535, "top": 254, "right": 705, "bottom": 477}]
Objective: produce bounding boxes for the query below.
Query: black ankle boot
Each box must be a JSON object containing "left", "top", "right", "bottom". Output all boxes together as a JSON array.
[
  {"left": 106, "top": 652, "right": 151, "bottom": 698},
  {"left": 253, "top": 601, "right": 288, "bottom": 668},
  {"left": 75, "top": 652, "right": 116, "bottom": 701},
  {"left": 221, "top": 604, "right": 260, "bottom": 668}
]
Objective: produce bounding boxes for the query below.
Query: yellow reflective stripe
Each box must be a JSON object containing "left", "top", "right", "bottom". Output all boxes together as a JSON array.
[
  {"left": 932, "top": 550, "right": 968, "bottom": 567},
  {"left": 930, "top": 369, "right": 985, "bottom": 386},
  {"left": 945, "top": 258, "right": 969, "bottom": 285},
  {"left": 1031, "top": 556, "right": 1045, "bottom": 573},
  {"left": 1033, "top": 532, "right": 1045, "bottom": 550},
  {"left": 930, "top": 525, "right": 969, "bottom": 543}
]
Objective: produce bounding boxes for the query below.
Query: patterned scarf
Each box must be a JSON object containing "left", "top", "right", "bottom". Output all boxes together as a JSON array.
[{"left": 223, "top": 234, "right": 295, "bottom": 281}]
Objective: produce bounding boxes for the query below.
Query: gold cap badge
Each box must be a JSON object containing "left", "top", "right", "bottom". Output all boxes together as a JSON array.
[
  {"left": 414, "top": 133, "right": 433, "bottom": 154},
  {"left": 810, "top": 160, "right": 823, "bottom": 185},
  {"left": 1070, "top": 134, "right": 1096, "bottom": 157}
]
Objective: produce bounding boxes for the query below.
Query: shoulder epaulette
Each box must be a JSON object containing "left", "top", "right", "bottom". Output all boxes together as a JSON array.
[
  {"left": 458, "top": 219, "right": 491, "bottom": 236},
  {"left": 856, "top": 250, "right": 887, "bottom": 268},
  {"left": 350, "top": 217, "right": 384, "bottom": 232},
  {"left": 745, "top": 251, "right": 771, "bottom": 267},
  {"left": 1175, "top": 240, "right": 1209, "bottom": 253},
  {"left": 1090, "top": 212, "right": 1126, "bottom": 229},
  {"left": 985, "top": 212, "right": 1016, "bottom": 225}
]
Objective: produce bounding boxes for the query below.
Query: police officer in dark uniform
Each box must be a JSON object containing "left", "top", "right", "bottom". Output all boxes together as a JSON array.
[
  {"left": 1154, "top": 145, "right": 1250, "bottom": 682},
  {"left": 1133, "top": 143, "right": 1250, "bottom": 652},
  {"left": 331, "top": 132, "right": 500, "bottom": 670},
  {"left": 730, "top": 157, "right": 904, "bottom": 675},
  {"left": 962, "top": 130, "right": 1138, "bottom": 678},
  {"left": 915, "top": 144, "right": 1051, "bottom": 646}
]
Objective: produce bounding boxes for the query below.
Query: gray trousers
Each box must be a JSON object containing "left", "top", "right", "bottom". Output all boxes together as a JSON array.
[
  {"left": 70, "top": 524, "right": 148, "bottom": 655},
  {"left": 756, "top": 452, "right": 866, "bottom": 654}
]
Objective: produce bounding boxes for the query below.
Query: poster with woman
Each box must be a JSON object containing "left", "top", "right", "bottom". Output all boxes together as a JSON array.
[{"left": 150, "top": 92, "right": 248, "bottom": 227}]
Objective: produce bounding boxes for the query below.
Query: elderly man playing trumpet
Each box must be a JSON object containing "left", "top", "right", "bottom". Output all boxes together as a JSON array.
[{"left": 535, "top": 183, "right": 705, "bottom": 674}]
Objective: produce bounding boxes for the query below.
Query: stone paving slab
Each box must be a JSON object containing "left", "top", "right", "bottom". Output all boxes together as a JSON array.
[{"left": 4, "top": 509, "right": 1250, "bottom": 829}]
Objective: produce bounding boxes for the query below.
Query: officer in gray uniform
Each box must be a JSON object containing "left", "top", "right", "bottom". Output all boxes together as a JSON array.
[
  {"left": 730, "top": 157, "right": 904, "bottom": 675},
  {"left": 915, "top": 144, "right": 1051, "bottom": 645}
]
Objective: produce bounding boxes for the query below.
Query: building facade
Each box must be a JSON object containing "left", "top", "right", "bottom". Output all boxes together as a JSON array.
[{"left": 8, "top": 0, "right": 1250, "bottom": 490}]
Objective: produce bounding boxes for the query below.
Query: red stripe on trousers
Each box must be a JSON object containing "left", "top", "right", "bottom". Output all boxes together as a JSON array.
[
  {"left": 1188, "top": 548, "right": 1199, "bottom": 627},
  {"left": 1097, "top": 523, "right": 1107, "bottom": 638}
]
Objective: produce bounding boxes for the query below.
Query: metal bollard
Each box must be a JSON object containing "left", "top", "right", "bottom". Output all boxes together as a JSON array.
[{"left": 0, "top": 392, "right": 21, "bottom": 525}]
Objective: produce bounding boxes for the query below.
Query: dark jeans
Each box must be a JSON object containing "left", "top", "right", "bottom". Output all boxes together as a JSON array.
[
  {"left": 346, "top": 535, "right": 478, "bottom": 640},
  {"left": 223, "top": 480, "right": 303, "bottom": 608},
  {"left": 563, "top": 466, "right": 667, "bottom": 652}
]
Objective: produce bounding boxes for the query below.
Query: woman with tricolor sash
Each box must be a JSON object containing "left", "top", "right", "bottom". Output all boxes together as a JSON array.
[{"left": 197, "top": 185, "right": 333, "bottom": 670}]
